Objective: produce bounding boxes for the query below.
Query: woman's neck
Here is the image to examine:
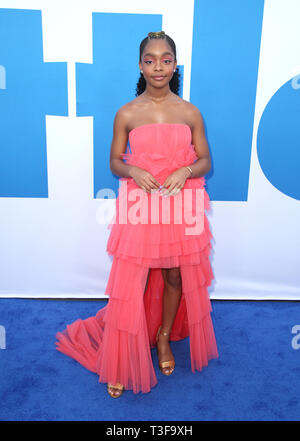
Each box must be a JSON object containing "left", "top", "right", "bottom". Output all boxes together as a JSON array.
[{"left": 143, "top": 85, "right": 173, "bottom": 103}]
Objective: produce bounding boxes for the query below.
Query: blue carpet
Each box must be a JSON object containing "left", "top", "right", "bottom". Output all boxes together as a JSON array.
[{"left": 0, "top": 299, "right": 299, "bottom": 421}]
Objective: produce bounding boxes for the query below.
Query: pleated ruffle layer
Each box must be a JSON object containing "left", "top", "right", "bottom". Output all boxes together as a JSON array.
[
  {"left": 106, "top": 173, "right": 213, "bottom": 269},
  {"left": 56, "top": 258, "right": 218, "bottom": 394}
]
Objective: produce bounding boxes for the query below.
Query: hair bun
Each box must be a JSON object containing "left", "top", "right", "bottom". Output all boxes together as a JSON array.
[{"left": 148, "top": 31, "right": 166, "bottom": 39}]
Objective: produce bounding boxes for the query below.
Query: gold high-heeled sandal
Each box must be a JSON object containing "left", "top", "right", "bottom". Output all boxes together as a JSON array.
[
  {"left": 156, "top": 325, "right": 175, "bottom": 376},
  {"left": 107, "top": 382, "right": 124, "bottom": 398}
]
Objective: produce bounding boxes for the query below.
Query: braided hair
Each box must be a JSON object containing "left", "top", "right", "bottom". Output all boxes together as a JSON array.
[{"left": 135, "top": 31, "right": 181, "bottom": 97}]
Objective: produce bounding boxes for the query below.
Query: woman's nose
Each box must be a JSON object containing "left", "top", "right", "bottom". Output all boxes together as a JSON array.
[{"left": 154, "top": 62, "right": 163, "bottom": 70}]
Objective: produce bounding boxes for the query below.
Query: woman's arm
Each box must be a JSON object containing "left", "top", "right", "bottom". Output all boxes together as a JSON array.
[
  {"left": 109, "top": 108, "right": 135, "bottom": 178},
  {"left": 186, "top": 106, "right": 211, "bottom": 178},
  {"left": 109, "top": 108, "right": 160, "bottom": 192}
]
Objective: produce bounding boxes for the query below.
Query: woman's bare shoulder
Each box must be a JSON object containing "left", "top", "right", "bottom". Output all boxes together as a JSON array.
[
  {"left": 114, "top": 97, "right": 143, "bottom": 129},
  {"left": 180, "top": 98, "right": 202, "bottom": 115},
  {"left": 180, "top": 100, "right": 204, "bottom": 128},
  {"left": 171, "top": 96, "right": 202, "bottom": 117}
]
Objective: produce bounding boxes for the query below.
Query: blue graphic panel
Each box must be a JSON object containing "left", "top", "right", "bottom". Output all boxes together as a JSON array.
[
  {"left": 76, "top": 12, "right": 163, "bottom": 198},
  {"left": 257, "top": 76, "right": 300, "bottom": 200},
  {"left": 190, "top": 0, "right": 264, "bottom": 201},
  {"left": 0, "top": 8, "right": 68, "bottom": 198}
]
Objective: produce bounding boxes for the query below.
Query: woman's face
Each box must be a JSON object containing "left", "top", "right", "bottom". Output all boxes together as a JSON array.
[{"left": 139, "top": 39, "right": 177, "bottom": 90}]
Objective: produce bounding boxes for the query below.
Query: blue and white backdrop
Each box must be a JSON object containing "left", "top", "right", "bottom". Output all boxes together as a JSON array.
[{"left": 0, "top": 0, "right": 299, "bottom": 299}]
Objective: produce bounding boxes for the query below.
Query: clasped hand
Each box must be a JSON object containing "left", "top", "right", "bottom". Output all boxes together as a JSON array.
[{"left": 130, "top": 166, "right": 191, "bottom": 197}]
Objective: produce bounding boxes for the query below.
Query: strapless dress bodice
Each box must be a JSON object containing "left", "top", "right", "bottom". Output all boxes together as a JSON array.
[{"left": 121, "top": 123, "right": 200, "bottom": 185}]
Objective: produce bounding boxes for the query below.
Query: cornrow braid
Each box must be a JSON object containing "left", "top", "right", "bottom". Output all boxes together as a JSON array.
[{"left": 135, "top": 31, "right": 181, "bottom": 96}]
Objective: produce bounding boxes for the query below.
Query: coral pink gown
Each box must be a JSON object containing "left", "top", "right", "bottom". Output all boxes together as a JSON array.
[{"left": 55, "top": 123, "right": 218, "bottom": 394}]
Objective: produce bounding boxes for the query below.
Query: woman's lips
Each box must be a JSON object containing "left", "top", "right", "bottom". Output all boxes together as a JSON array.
[{"left": 153, "top": 76, "right": 165, "bottom": 81}]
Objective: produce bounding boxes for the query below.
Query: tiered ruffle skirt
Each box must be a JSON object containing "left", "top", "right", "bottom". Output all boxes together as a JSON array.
[{"left": 56, "top": 169, "right": 218, "bottom": 393}]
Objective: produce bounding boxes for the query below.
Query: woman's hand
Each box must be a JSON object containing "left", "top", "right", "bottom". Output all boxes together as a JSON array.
[
  {"left": 160, "top": 167, "right": 191, "bottom": 197},
  {"left": 129, "top": 166, "right": 161, "bottom": 193}
]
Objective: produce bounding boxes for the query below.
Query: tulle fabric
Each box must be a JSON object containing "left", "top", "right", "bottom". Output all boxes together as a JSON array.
[{"left": 55, "top": 123, "right": 219, "bottom": 394}]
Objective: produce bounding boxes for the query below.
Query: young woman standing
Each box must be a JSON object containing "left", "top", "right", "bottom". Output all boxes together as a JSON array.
[{"left": 56, "top": 31, "right": 218, "bottom": 398}]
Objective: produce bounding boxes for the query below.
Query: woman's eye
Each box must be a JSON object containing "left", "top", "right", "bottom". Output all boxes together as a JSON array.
[{"left": 144, "top": 59, "right": 172, "bottom": 64}]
